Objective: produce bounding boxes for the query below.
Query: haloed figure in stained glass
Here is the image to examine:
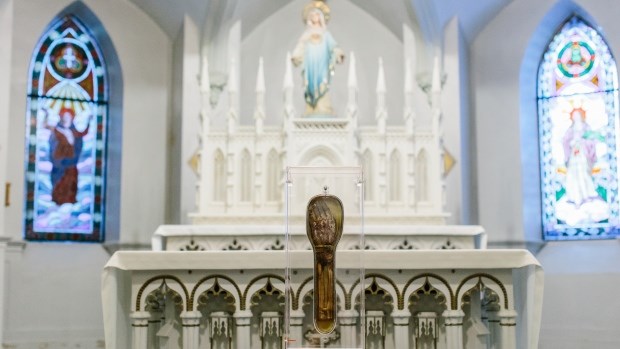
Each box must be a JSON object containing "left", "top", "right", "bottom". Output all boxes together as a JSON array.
[
  {"left": 562, "top": 108, "right": 604, "bottom": 209},
  {"left": 538, "top": 16, "right": 620, "bottom": 239},
  {"left": 42, "top": 107, "right": 93, "bottom": 206},
  {"left": 25, "top": 15, "right": 108, "bottom": 241}
]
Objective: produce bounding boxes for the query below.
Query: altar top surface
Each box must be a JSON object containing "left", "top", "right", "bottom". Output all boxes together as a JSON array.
[
  {"left": 153, "top": 224, "right": 485, "bottom": 236},
  {"left": 104, "top": 249, "right": 539, "bottom": 271},
  {"left": 152, "top": 224, "right": 488, "bottom": 251}
]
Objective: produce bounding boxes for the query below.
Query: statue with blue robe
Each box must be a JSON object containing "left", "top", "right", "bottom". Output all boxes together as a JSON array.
[{"left": 292, "top": 1, "right": 344, "bottom": 116}]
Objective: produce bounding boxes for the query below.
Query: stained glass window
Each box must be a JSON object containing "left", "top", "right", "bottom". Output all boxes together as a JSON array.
[
  {"left": 538, "top": 17, "right": 620, "bottom": 240},
  {"left": 24, "top": 15, "right": 108, "bottom": 242}
]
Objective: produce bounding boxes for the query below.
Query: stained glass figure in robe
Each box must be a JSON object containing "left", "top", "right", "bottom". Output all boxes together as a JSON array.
[
  {"left": 538, "top": 17, "right": 620, "bottom": 240},
  {"left": 24, "top": 15, "right": 108, "bottom": 242}
]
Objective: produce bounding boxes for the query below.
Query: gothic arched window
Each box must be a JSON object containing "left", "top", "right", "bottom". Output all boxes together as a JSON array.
[
  {"left": 266, "top": 149, "right": 280, "bottom": 202},
  {"left": 362, "top": 149, "right": 373, "bottom": 201},
  {"left": 538, "top": 16, "right": 620, "bottom": 240},
  {"left": 213, "top": 149, "right": 226, "bottom": 202},
  {"left": 416, "top": 149, "right": 428, "bottom": 203},
  {"left": 240, "top": 149, "right": 252, "bottom": 202},
  {"left": 389, "top": 150, "right": 401, "bottom": 201},
  {"left": 24, "top": 15, "right": 108, "bottom": 242}
]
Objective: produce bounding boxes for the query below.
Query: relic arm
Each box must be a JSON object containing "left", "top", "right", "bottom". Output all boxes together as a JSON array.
[{"left": 306, "top": 193, "right": 343, "bottom": 334}]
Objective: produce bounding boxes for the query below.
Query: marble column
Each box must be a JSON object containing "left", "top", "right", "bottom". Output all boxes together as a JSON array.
[
  {"left": 498, "top": 309, "right": 517, "bottom": 349},
  {"left": 391, "top": 309, "right": 411, "bottom": 349},
  {"left": 288, "top": 310, "right": 305, "bottom": 347},
  {"left": 234, "top": 310, "right": 253, "bottom": 349},
  {"left": 338, "top": 309, "right": 359, "bottom": 347},
  {"left": 443, "top": 309, "right": 465, "bottom": 349},
  {"left": 130, "top": 311, "right": 151, "bottom": 349},
  {"left": 181, "top": 311, "right": 202, "bottom": 349},
  {"left": 148, "top": 310, "right": 163, "bottom": 348},
  {"left": 487, "top": 310, "right": 500, "bottom": 349}
]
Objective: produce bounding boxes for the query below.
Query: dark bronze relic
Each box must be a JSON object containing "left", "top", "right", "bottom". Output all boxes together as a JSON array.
[{"left": 306, "top": 187, "right": 343, "bottom": 334}]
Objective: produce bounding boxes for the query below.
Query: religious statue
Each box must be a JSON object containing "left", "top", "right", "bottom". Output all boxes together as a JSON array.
[
  {"left": 306, "top": 187, "right": 343, "bottom": 334},
  {"left": 43, "top": 107, "right": 92, "bottom": 205},
  {"left": 562, "top": 107, "right": 603, "bottom": 207},
  {"left": 292, "top": 0, "right": 345, "bottom": 116}
]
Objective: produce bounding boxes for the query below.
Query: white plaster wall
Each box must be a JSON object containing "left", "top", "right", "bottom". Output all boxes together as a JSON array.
[
  {"left": 0, "top": 0, "right": 13, "bottom": 237},
  {"left": 443, "top": 17, "right": 466, "bottom": 224},
  {"left": 5, "top": 244, "right": 110, "bottom": 346},
  {"left": 1, "top": 0, "right": 171, "bottom": 344},
  {"left": 472, "top": 0, "right": 620, "bottom": 242},
  {"left": 167, "top": 25, "right": 185, "bottom": 224},
  {"left": 180, "top": 16, "right": 201, "bottom": 224},
  {"left": 166, "top": 16, "right": 201, "bottom": 225},
  {"left": 536, "top": 240, "right": 620, "bottom": 348}
]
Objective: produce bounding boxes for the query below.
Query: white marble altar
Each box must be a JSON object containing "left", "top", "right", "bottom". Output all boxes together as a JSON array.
[
  {"left": 98, "top": 3, "right": 541, "bottom": 349},
  {"left": 102, "top": 250, "right": 543, "bottom": 349}
]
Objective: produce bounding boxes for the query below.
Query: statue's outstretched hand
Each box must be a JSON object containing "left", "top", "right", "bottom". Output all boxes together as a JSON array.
[
  {"left": 336, "top": 52, "right": 345, "bottom": 64},
  {"left": 291, "top": 55, "right": 303, "bottom": 67}
]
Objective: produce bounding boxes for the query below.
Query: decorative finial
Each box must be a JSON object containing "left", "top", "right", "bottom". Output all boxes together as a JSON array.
[
  {"left": 376, "top": 57, "right": 386, "bottom": 93},
  {"left": 431, "top": 55, "right": 442, "bottom": 93},
  {"left": 323, "top": 186, "right": 329, "bottom": 195}
]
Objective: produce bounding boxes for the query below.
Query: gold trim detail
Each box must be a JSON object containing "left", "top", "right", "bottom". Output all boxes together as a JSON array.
[
  {"left": 348, "top": 273, "right": 399, "bottom": 310},
  {"left": 455, "top": 273, "right": 509, "bottom": 310},
  {"left": 242, "top": 274, "right": 285, "bottom": 310},
  {"left": 402, "top": 273, "right": 454, "bottom": 311},
  {"left": 136, "top": 275, "right": 190, "bottom": 311},
  {"left": 4, "top": 182, "right": 10, "bottom": 207},
  {"left": 443, "top": 147, "right": 456, "bottom": 177},
  {"left": 190, "top": 275, "right": 242, "bottom": 311},
  {"left": 188, "top": 147, "right": 200, "bottom": 176},
  {"left": 409, "top": 278, "right": 447, "bottom": 311}
]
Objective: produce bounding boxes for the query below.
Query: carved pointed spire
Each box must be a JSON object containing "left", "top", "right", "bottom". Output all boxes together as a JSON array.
[
  {"left": 376, "top": 57, "right": 387, "bottom": 94},
  {"left": 404, "top": 58, "right": 415, "bottom": 133},
  {"left": 283, "top": 52, "right": 295, "bottom": 122},
  {"left": 431, "top": 55, "right": 441, "bottom": 94},
  {"left": 404, "top": 24, "right": 417, "bottom": 74},
  {"left": 256, "top": 57, "right": 265, "bottom": 93},
  {"left": 348, "top": 52, "right": 358, "bottom": 89},
  {"left": 227, "top": 58, "right": 238, "bottom": 134},
  {"left": 404, "top": 58, "right": 414, "bottom": 94},
  {"left": 254, "top": 57, "right": 266, "bottom": 133},
  {"left": 200, "top": 56, "right": 210, "bottom": 94},
  {"left": 430, "top": 54, "right": 442, "bottom": 113},
  {"left": 376, "top": 57, "right": 387, "bottom": 134},
  {"left": 347, "top": 52, "right": 358, "bottom": 122}
]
